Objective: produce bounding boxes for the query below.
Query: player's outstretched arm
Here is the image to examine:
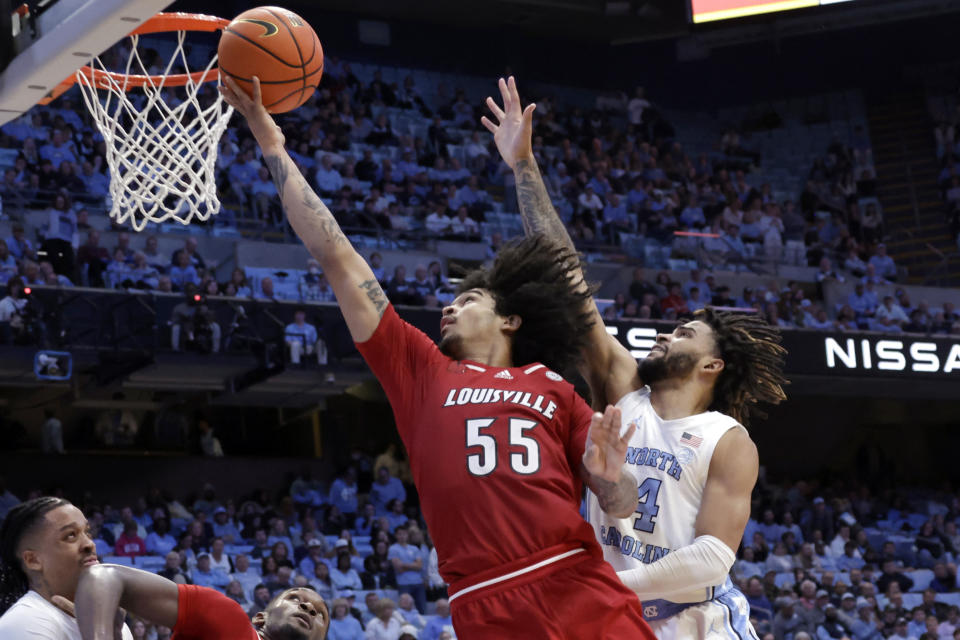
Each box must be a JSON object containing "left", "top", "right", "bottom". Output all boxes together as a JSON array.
[
  {"left": 73, "top": 564, "right": 179, "bottom": 639},
  {"left": 581, "top": 405, "right": 638, "bottom": 518},
  {"left": 221, "top": 77, "right": 388, "bottom": 342},
  {"left": 482, "top": 77, "right": 640, "bottom": 407},
  {"left": 616, "top": 428, "right": 755, "bottom": 600}
]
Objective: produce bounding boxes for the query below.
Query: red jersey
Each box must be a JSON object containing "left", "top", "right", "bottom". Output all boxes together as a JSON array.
[
  {"left": 356, "top": 304, "right": 599, "bottom": 584},
  {"left": 172, "top": 584, "right": 257, "bottom": 640}
]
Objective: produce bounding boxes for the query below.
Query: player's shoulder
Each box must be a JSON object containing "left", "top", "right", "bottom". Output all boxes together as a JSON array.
[
  {"left": 514, "top": 363, "right": 570, "bottom": 387},
  {"left": 0, "top": 593, "right": 68, "bottom": 636}
]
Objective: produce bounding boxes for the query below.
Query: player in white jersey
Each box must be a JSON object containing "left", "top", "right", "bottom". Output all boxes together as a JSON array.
[{"left": 482, "top": 76, "right": 789, "bottom": 639}]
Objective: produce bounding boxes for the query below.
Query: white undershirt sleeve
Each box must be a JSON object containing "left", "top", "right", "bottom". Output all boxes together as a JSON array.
[{"left": 616, "top": 534, "right": 736, "bottom": 601}]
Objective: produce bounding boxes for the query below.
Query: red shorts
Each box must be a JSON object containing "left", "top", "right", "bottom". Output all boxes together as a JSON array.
[{"left": 448, "top": 543, "right": 654, "bottom": 640}]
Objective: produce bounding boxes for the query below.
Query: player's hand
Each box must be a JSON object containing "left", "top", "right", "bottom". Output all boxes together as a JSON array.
[
  {"left": 51, "top": 595, "right": 126, "bottom": 639},
  {"left": 583, "top": 405, "right": 634, "bottom": 484},
  {"left": 219, "top": 76, "right": 285, "bottom": 152},
  {"left": 481, "top": 76, "right": 535, "bottom": 170}
]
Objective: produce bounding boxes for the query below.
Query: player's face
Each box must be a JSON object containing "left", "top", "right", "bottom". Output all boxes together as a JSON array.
[
  {"left": 438, "top": 289, "right": 509, "bottom": 360},
  {"left": 260, "top": 588, "right": 330, "bottom": 640},
  {"left": 22, "top": 505, "right": 98, "bottom": 601},
  {"left": 639, "top": 321, "right": 720, "bottom": 384}
]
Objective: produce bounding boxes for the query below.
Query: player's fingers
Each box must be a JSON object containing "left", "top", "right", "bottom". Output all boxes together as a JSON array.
[
  {"left": 522, "top": 103, "right": 537, "bottom": 124},
  {"left": 498, "top": 77, "right": 513, "bottom": 113},
  {"left": 51, "top": 595, "right": 76, "bottom": 617},
  {"left": 583, "top": 443, "right": 600, "bottom": 469},
  {"left": 620, "top": 422, "right": 637, "bottom": 447},
  {"left": 485, "top": 96, "right": 505, "bottom": 122},
  {"left": 480, "top": 116, "right": 498, "bottom": 134},
  {"left": 251, "top": 76, "right": 263, "bottom": 106},
  {"left": 508, "top": 76, "right": 522, "bottom": 109}
]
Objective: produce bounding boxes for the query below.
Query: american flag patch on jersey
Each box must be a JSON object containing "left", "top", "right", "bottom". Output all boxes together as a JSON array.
[{"left": 681, "top": 432, "right": 703, "bottom": 448}]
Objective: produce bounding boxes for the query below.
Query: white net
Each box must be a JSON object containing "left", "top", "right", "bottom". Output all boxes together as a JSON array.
[{"left": 75, "top": 29, "right": 233, "bottom": 231}]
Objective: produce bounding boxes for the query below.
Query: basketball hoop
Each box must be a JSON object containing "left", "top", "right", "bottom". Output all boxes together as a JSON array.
[{"left": 56, "top": 13, "right": 234, "bottom": 231}]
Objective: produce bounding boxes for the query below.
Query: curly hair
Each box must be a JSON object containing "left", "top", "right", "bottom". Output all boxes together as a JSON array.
[
  {"left": 457, "top": 234, "right": 595, "bottom": 374},
  {"left": 0, "top": 496, "right": 70, "bottom": 615},
  {"left": 694, "top": 307, "right": 788, "bottom": 427}
]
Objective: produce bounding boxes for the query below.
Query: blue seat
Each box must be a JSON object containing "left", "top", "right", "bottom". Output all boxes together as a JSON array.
[
  {"left": 102, "top": 556, "right": 134, "bottom": 567},
  {"left": 907, "top": 569, "right": 934, "bottom": 592}
]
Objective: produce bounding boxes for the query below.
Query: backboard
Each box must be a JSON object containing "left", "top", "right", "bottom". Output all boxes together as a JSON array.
[{"left": 0, "top": 0, "right": 172, "bottom": 126}]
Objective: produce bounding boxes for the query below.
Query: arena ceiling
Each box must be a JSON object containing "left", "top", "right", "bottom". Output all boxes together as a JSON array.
[{"left": 271, "top": 0, "right": 960, "bottom": 46}]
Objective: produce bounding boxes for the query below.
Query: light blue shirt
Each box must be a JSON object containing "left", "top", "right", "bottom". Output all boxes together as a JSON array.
[
  {"left": 388, "top": 543, "right": 422, "bottom": 586},
  {"left": 327, "top": 615, "right": 364, "bottom": 640},
  {"left": 329, "top": 478, "right": 358, "bottom": 514},
  {"left": 145, "top": 532, "right": 176, "bottom": 556},
  {"left": 285, "top": 322, "right": 318, "bottom": 347},
  {"left": 422, "top": 616, "right": 455, "bottom": 640},
  {"left": 370, "top": 477, "right": 406, "bottom": 515}
]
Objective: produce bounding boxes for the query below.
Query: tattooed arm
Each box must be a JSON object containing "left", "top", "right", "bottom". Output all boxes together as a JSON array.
[
  {"left": 221, "top": 77, "right": 387, "bottom": 342},
  {"left": 482, "top": 77, "right": 642, "bottom": 407}
]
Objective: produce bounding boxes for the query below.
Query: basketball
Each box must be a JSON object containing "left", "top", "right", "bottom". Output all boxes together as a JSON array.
[{"left": 217, "top": 6, "right": 323, "bottom": 113}]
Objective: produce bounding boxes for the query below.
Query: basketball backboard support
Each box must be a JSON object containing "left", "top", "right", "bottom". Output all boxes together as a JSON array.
[{"left": 0, "top": 0, "right": 172, "bottom": 126}]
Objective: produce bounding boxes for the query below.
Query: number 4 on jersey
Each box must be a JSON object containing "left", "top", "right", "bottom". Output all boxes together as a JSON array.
[
  {"left": 633, "top": 477, "right": 662, "bottom": 533},
  {"left": 465, "top": 417, "right": 540, "bottom": 476}
]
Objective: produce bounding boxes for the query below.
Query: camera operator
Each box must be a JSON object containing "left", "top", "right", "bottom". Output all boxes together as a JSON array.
[{"left": 170, "top": 284, "right": 221, "bottom": 353}]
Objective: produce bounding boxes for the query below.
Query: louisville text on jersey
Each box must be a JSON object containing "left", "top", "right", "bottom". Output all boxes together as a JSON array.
[{"left": 441, "top": 387, "right": 558, "bottom": 420}]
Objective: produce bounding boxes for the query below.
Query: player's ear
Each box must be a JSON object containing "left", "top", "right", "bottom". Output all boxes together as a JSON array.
[
  {"left": 21, "top": 548, "right": 42, "bottom": 572},
  {"left": 703, "top": 357, "right": 724, "bottom": 374},
  {"left": 502, "top": 314, "right": 521, "bottom": 334},
  {"left": 252, "top": 610, "right": 267, "bottom": 630}
]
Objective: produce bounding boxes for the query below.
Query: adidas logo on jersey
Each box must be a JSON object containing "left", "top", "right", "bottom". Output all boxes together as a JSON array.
[{"left": 494, "top": 370, "right": 513, "bottom": 380}]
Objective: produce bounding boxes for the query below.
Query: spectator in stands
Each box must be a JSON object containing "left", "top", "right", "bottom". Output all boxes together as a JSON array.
[
  {"left": 868, "top": 243, "right": 897, "bottom": 282},
  {"left": 39, "top": 261, "right": 72, "bottom": 287},
  {"left": 173, "top": 236, "right": 206, "bottom": 275},
  {"left": 77, "top": 229, "right": 110, "bottom": 287},
  {"left": 659, "top": 282, "right": 688, "bottom": 316},
  {"left": 114, "top": 519, "right": 147, "bottom": 558},
  {"left": 365, "top": 597, "right": 402, "bottom": 640},
  {"left": 876, "top": 559, "right": 914, "bottom": 595},
  {"left": 421, "top": 599, "right": 453, "bottom": 640},
  {"left": 245, "top": 583, "right": 271, "bottom": 620},
  {"left": 389, "top": 525, "right": 425, "bottom": 613},
  {"left": 386, "top": 265, "right": 418, "bottom": 305},
  {"left": 145, "top": 518, "right": 176, "bottom": 556},
  {"left": 228, "top": 149, "right": 262, "bottom": 207},
  {"left": 105, "top": 248, "right": 135, "bottom": 289},
  {"left": 331, "top": 551, "right": 363, "bottom": 595},
  {"left": 929, "top": 563, "right": 957, "bottom": 593},
  {"left": 397, "top": 593, "right": 425, "bottom": 630},
  {"left": 229, "top": 554, "right": 260, "bottom": 603},
  {"left": 328, "top": 597, "right": 364, "bottom": 640},
  {"left": 142, "top": 235, "right": 167, "bottom": 274},
  {"left": 127, "top": 252, "right": 160, "bottom": 290},
  {"left": 168, "top": 250, "right": 200, "bottom": 291},
  {"left": 329, "top": 468, "right": 358, "bottom": 521},
  {"left": 192, "top": 552, "right": 230, "bottom": 591},
  {"left": 39, "top": 129, "right": 77, "bottom": 170},
  {"left": 874, "top": 295, "right": 909, "bottom": 332},
  {"left": 285, "top": 309, "right": 324, "bottom": 365},
  {"left": 0, "top": 240, "right": 17, "bottom": 287},
  {"left": 250, "top": 166, "right": 280, "bottom": 222},
  {"left": 6, "top": 224, "right": 34, "bottom": 265}
]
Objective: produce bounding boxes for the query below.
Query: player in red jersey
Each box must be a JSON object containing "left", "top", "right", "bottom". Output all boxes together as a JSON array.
[
  {"left": 69, "top": 563, "right": 328, "bottom": 640},
  {"left": 214, "top": 77, "right": 655, "bottom": 639}
]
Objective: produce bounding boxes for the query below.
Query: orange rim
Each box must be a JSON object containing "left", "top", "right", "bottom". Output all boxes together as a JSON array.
[{"left": 71, "top": 12, "right": 229, "bottom": 90}]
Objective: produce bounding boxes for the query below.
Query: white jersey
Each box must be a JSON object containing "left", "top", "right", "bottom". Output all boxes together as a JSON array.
[
  {"left": 0, "top": 590, "right": 134, "bottom": 640},
  {"left": 586, "top": 386, "right": 742, "bottom": 604}
]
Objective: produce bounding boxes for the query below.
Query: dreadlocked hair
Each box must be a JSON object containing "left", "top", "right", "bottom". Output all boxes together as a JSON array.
[
  {"left": 457, "top": 234, "right": 595, "bottom": 374},
  {"left": 694, "top": 306, "right": 789, "bottom": 427},
  {"left": 0, "top": 496, "right": 70, "bottom": 615}
]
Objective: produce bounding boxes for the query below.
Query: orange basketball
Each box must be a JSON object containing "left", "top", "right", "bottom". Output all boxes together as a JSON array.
[{"left": 217, "top": 6, "right": 323, "bottom": 113}]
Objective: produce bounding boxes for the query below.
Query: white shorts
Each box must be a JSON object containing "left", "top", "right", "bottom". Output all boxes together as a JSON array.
[{"left": 646, "top": 588, "right": 759, "bottom": 640}]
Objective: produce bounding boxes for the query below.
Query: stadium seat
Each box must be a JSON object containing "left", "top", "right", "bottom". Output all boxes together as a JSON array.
[
  {"left": 103, "top": 556, "right": 134, "bottom": 566},
  {"left": 907, "top": 569, "right": 934, "bottom": 592},
  {"left": 774, "top": 572, "right": 796, "bottom": 589}
]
